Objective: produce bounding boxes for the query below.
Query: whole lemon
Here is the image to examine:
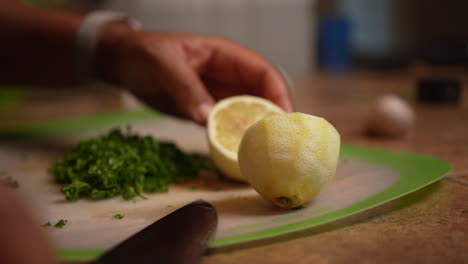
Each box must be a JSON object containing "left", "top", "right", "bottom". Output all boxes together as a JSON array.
[{"left": 238, "top": 112, "right": 340, "bottom": 208}]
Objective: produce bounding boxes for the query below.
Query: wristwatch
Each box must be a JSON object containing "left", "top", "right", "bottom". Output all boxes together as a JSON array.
[{"left": 75, "top": 11, "right": 143, "bottom": 81}]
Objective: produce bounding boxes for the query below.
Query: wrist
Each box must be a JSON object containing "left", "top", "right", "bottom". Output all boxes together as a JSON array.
[
  {"left": 75, "top": 11, "right": 142, "bottom": 83},
  {"left": 94, "top": 23, "right": 135, "bottom": 84}
]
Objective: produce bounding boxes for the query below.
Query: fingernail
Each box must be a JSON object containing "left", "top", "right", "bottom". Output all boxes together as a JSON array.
[{"left": 195, "top": 103, "right": 213, "bottom": 124}]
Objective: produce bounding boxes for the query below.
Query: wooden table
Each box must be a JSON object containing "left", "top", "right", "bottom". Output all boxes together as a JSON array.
[{"left": 1, "top": 69, "right": 467, "bottom": 263}]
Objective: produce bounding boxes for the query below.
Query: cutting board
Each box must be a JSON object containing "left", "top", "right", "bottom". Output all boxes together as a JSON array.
[{"left": 0, "top": 110, "right": 451, "bottom": 261}]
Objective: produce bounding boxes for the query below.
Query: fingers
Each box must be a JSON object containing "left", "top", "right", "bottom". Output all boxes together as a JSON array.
[
  {"left": 274, "top": 64, "right": 295, "bottom": 111},
  {"left": 260, "top": 67, "right": 295, "bottom": 112},
  {"left": 157, "top": 48, "right": 215, "bottom": 125},
  {"left": 128, "top": 88, "right": 187, "bottom": 119},
  {"left": 207, "top": 38, "right": 295, "bottom": 112},
  {"left": 120, "top": 33, "right": 294, "bottom": 125}
]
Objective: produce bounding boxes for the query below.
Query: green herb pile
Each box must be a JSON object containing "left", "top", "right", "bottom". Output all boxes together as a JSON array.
[{"left": 53, "top": 129, "right": 213, "bottom": 201}]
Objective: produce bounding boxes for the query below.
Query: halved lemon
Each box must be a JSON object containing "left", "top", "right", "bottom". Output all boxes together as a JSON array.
[{"left": 207, "top": 95, "right": 285, "bottom": 181}]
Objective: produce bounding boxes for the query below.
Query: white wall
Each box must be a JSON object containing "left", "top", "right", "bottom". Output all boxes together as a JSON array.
[{"left": 103, "top": 0, "right": 317, "bottom": 75}]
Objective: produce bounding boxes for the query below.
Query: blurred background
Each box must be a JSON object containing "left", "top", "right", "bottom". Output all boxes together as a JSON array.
[
  {"left": 23, "top": 0, "right": 468, "bottom": 75},
  {"left": 2, "top": 0, "right": 467, "bottom": 131}
]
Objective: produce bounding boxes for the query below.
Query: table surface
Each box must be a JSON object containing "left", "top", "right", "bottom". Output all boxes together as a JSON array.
[{"left": 1, "top": 68, "right": 467, "bottom": 263}]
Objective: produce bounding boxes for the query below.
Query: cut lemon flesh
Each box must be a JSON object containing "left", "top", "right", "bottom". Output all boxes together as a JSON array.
[{"left": 208, "top": 95, "right": 284, "bottom": 181}]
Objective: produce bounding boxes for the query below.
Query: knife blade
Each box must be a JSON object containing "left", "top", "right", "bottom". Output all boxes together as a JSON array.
[{"left": 92, "top": 200, "right": 218, "bottom": 264}]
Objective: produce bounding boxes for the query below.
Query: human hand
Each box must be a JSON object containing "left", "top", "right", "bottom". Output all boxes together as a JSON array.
[
  {"left": 96, "top": 26, "right": 294, "bottom": 125},
  {"left": 0, "top": 184, "right": 58, "bottom": 264}
]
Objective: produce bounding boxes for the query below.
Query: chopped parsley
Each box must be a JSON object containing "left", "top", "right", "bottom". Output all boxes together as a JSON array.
[
  {"left": 53, "top": 129, "right": 214, "bottom": 201},
  {"left": 54, "top": 219, "right": 68, "bottom": 228},
  {"left": 42, "top": 221, "right": 51, "bottom": 227},
  {"left": 113, "top": 214, "right": 124, "bottom": 219}
]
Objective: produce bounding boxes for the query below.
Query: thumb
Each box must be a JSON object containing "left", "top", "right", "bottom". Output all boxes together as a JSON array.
[{"left": 159, "top": 57, "right": 215, "bottom": 125}]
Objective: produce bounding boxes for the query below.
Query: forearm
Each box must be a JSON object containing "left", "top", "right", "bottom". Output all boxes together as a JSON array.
[{"left": 0, "top": 2, "right": 82, "bottom": 85}]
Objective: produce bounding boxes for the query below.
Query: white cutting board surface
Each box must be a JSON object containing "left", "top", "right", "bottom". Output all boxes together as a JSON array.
[{"left": 0, "top": 117, "right": 399, "bottom": 250}]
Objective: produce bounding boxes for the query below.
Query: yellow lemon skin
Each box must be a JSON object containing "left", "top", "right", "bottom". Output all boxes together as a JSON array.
[
  {"left": 207, "top": 95, "right": 284, "bottom": 182},
  {"left": 238, "top": 112, "right": 341, "bottom": 208}
]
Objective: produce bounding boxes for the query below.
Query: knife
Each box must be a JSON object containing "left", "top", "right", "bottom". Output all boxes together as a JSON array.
[{"left": 92, "top": 200, "right": 218, "bottom": 264}]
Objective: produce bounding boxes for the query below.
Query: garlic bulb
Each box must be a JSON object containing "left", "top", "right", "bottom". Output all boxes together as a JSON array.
[{"left": 366, "top": 95, "right": 414, "bottom": 137}]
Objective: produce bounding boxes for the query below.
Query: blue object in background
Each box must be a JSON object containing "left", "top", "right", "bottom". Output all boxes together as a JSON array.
[{"left": 318, "top": 16, "right": 352, "bottom": 72}]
